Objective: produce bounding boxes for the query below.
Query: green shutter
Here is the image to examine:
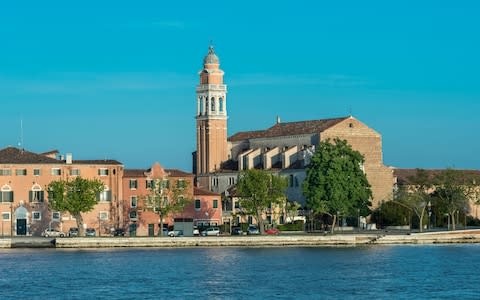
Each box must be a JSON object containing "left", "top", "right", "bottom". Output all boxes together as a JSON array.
[{"left": 29, "top": 191, "right": 33, "bottom": 202}]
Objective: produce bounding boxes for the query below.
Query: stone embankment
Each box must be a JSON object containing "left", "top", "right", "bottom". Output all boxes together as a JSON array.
[{"left": 1, "top": 230, "right": 480, "bottom": 248}]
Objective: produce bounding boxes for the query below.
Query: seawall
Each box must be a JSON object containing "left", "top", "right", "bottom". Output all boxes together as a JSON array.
[{"left": 2, "top": 230, "right": 480, "bottom": 248}]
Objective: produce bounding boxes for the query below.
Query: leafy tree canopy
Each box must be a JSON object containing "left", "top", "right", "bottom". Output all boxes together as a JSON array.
[
  {"left": 237, "top": 169, "right": 287, "bottom": 234},
  {"left": 303, "top": 138, "right": 372, "bottom": 220}
]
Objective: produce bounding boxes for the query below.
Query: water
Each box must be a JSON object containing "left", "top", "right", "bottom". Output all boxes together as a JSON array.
[{"left": 0, "top": 245, "right": 479, "bottom": 299}]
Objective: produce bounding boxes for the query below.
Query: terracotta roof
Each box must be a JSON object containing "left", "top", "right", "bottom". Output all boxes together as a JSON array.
[
  {"left": 72, "top": 160, "right": 122, "bottom": 165},
  {"left": 393, "top": 168, "right": 480, "bottom": 185},
  {"left": 124, "top": 169, "right": 147, "bottom": 177},
  {"left": 0, "top": 147, "right": 61, "bottom": 164},
  {"left": 228, "top": 117, "right": 349, "bottom": 142},
  {"left": 194, "top": 187, "right": 220, "bottom": 196},
  {"left": 166, "top": 169, "right": 195, "bottom": 177}
]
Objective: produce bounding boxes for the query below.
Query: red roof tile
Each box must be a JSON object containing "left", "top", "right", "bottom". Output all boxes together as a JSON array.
[{"left": 228, "top": 117, "right": 349, "bottom": 142}]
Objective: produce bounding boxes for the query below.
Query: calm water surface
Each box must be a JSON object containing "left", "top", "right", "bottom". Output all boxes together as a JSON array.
[{"left": 0, "top": 245, "right": 479, "bottom": 299}]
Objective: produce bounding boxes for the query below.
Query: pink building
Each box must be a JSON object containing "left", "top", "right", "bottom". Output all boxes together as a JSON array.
[
  {"left": 0, "top": 147, "right": 123, "bottom": 237},
  {"left": 122, "top": 163, "right": 222, "bottom": 236}
]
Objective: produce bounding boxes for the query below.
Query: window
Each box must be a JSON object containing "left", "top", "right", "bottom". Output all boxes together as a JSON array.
[
  {"left": 213, "top": 199, "right": 218, "bottom": 209},
  {"left": 0, "top": 169, "right": 12, "bottom": 176},
  {"left": 98, "top": 186, "right": 112, "bottom": 202},
  {"left": 176, "top": 179, "right": 186, "bottom": 188},
  {"left": 52, "top": 212, "right": 61, "bottom": 221},
  {"left": 266, "top": 215, "right": 272, "bottom": 224},
  {"left": 205, "top": 98, "right": 209, "bottom": 113},
  {"left": 29, "top": 191, "right": 45, "bottom": 202},
  {"left": 2, "top": 212, "right": 10, "bottom": 221},
  {"left": 98, "top": 168, "right": 109, "bottom": 176},
  {"left": 199, "top": 97, "right": 204, "bottom": 115},
  {"left": 0, "top": 185, "right": 13, "bottom": 203},
  {"left": 229, "top": 177, "right": 235, "bottom": 185},
  {"left": 129, "top": 211, "right": 137, "bottom": 220},
  {"left": 234, "top": 200, "right": 240, "bottom": 209},
  {"left": 211, "top": 97, "right": 216, "bottom": 111},
  {"left": 51, "top": 168, "right": 61, "bottom": 176},
  {"left": 33, "top": 169, "right": 41, "bottom": 176},
  {"left": 15, "top": 169, "right": 27, "bottom": 176},
  {"left": 99, "top": 211, "right": 109, "bottom": 221},
  {"left": 129, "top": 179, "right": 138, "bottom": 190},
  {"left": 195, "top": 199, "right": 201, "bottom": 211},
  {"left": 280, "top": 214, "right": 285, "bottom": 224},
  {"left": 70, "top": 169, "right": 80, "bottom": 176},
  {"left": 161, "top": 180, "right": 170, "bottom": 189},
  {"left": 146, "top": 180, "right": 154, "bottom": 189},
  {"left": 219, "top": 97, "right": 224, "bottom": 112},
  {"left": 247, "top": 216, "right": 253, "bottom": 225},
  {"left": 32, "top": 211, "right": 41, "bottom": 221},
  {"left": 131, "top": 196, "right": 138, "bottom": 208}
]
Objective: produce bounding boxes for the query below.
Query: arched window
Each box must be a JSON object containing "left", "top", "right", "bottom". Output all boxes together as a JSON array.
[
  {"left": 219, "top": 97, "right": 224, "bottom": 112},
  {"left": 205, "top": 97, "right": 209, "bottom": 114},
  {"left": 211, "top": 97, "right": 216, "bottom": 112},
  {"left": 0, "top": 184, "right": 13, "bottom": 203},
  {"left": 199, "top": 97, "right": 204, "bottom": 115},
  {"left": 30, "top": 184, "right": 44, "bottom": 202}
]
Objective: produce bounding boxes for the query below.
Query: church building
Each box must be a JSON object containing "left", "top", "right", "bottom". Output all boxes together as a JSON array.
[{"left": 193, "top": 46, "right": 394, "bottom": 213}]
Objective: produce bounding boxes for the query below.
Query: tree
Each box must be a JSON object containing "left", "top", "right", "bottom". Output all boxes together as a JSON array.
[
  {"left": 395, "top": 169, "right": 433, "bottom": 232},
  {"left": 433, "top": 169, "right": 480, "bottom": 230},
  {"left": 47, "top": 177, "right": 105, "bottom": 236},
  {"left": 236, "top": 169, "right": 288, "bottom": 234},
  {"left": 284, "top": 200, "right": 301, "bottom": 224},
  {"left": 303, "top": 138, "right": 372, "bottom": 233},
  {"left": 143, "top": 178, "right": 191, "bottom": 236}
]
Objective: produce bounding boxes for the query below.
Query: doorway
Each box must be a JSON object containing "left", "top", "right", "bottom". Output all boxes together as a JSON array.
[
  {"left": 16, "top": 219, "right": 27, "bottom": 235},
  {"left": 148, "top": 224, "right": 154, "bottom": 237}
]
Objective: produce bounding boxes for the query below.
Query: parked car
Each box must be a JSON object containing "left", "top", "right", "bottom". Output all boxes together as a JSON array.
[
  {"left": 85, "top": 228, "right": 96, "bottom": 237},
  {"left": 193, "top": 227, "right": 200, "bottom": 236},
  {"left": 247, "top": 225, "right": 260, "bottom": 235},
  {"left": 168, "top": 230, "right": 183, "bottom": 237},
  {"left": 201, "top": 227, "right": 220, "bottom": 236},
  {"left": 265, "top": 228, "right": 280, "bottom": 235},
  {"left": 68, "top": 227, "right": 79, "bottom": 237},
  {"left": 231, "top": 227, "right": 243, "bottom": 235},
  {"left": 112, "top": 228, "right": 125, "bottom": 237},
  {"left": 42, "top": 229, "right": 65, "bottom": 238}
]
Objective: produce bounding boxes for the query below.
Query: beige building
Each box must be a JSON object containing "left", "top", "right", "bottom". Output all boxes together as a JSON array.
[
  {"left": 193, "top": 46, "right": 394, "bottom": 222},
  {"left": 0, "top": 147, "right": 123, "bottom": 236}
]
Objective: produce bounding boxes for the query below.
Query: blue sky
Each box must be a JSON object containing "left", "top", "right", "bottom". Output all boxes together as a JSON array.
[{"left": 1, "top": 1, "right": 479, "bottom": 171}]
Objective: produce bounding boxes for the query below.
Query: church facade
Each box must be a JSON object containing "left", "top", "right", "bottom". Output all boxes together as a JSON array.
[{"left": 193, "top": 46, "right": 395, "bottom": 213}]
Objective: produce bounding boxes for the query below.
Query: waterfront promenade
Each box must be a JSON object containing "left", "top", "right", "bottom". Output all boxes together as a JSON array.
[{"left": 2, "top": 230, "right": 480, "bottom": 248}]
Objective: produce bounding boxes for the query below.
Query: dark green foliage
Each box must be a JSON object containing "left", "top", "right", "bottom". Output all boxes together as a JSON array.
[
  {"left": 303, "top": 138, "right": 372, "bottom": 225},
  {"left": 47, "top": 177, "right": 105, "bottom": 235},
  {"left": 237, "top": 169, "right": 288, "bottom": 234},
  {"left": 278, "top": 221, "right": 304, "bottom": 231}
]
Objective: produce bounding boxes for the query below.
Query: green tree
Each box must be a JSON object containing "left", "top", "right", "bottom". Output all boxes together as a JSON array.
[
  {"left": 303, "top": 138, "right": 372, "bottom": 233},
  {"left": 395, "top": 169, "right": 433, "bottom": 232},
  {"left": 433, "top": 169, "right": 480, "bottom": 230},
  {"left": 47, "top": 177, "right": 105, "bottom": 236},
  {"left": 285, "top": 200, "right": 301, "bottom": 224},
  {"left": 237, "top": 169, "right": 288, "bottom": 234},
  {"left": 143, "top": 179, "right": 191, "bottom": 236}
]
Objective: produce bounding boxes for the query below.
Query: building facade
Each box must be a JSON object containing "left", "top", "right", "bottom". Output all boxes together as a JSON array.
[
  {"left": 0, "top": 147, "right": 123, "bottom": 237},
  {"left": 122, "top": 162, "right": 222, "bottom": 236},
  {"left": 193, "top": 46, "right": 395, "bottom": 225}
]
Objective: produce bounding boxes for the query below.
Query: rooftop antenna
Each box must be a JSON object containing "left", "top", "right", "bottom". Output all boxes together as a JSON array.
[{"left": 348, "top": 105, "right": 353, "bottom": 117}]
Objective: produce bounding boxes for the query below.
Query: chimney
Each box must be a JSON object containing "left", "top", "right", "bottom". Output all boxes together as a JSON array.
[
  {"left": 66, "top": 153, "right": 72, "bottom": 164},
  {"left": 276, "top": 115, "right": 281, "bottom": 124}
]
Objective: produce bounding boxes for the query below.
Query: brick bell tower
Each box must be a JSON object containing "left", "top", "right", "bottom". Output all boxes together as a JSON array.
[{"left": 196, "top": 45, "right": 228, "bottom": 178}]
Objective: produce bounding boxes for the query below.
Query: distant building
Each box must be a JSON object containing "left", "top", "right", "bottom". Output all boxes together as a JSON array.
[
  {"left": 122, "top": 162, "right": 221, "bottom": 236},
  {"left": 193, "top": 46, "right": 395, "bottom": 225},
  {"left": 0, "top": 147, "right": 123, "bottom": 236}
]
